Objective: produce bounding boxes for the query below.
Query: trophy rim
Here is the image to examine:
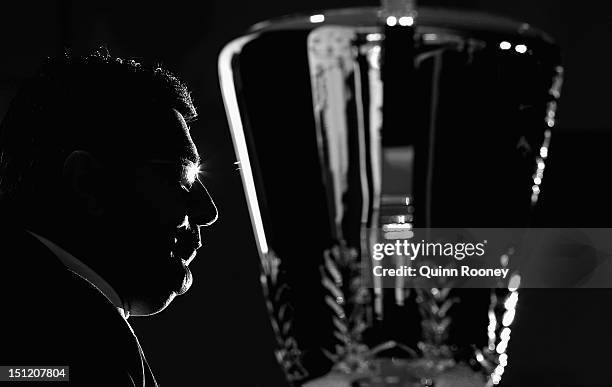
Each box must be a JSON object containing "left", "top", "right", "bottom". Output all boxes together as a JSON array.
[{"left": 249, "top": 6, "right": 555, "bottom": 45}]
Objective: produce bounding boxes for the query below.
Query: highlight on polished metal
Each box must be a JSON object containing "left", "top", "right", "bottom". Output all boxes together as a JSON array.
[{"left": 219, "top": 0, "right": 562, "bottom": 384}]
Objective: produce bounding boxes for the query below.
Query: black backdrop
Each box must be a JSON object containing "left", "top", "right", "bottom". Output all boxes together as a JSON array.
[{"left": 2, "top": 1, "right": 612, "bottom": 385}]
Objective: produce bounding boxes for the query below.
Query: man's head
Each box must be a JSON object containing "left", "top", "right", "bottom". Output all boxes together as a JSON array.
[{"left": 0, "top": 49, "right": 218, "bottom": 316}]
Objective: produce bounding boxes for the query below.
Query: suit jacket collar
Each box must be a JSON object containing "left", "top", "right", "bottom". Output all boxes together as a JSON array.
[{"left": 28, "top": 230, "right": 129, "bottom": 319}]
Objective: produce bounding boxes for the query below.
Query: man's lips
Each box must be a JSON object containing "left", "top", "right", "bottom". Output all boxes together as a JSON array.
[
  {"left": 169, "top": 235, "right": 199, "bottom": 294},
  {"left": 168, "top": 249, "right": 195, "bottom": 295},
  {"left": 172, "top": 238, "right": 202, "bottom": 265}
]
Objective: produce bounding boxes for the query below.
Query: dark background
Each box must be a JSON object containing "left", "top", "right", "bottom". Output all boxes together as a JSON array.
[{"left": 1, "top": 1, "right": 612, "bottom": 385}]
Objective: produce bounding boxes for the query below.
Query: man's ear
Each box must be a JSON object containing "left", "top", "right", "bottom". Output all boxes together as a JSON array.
[{"left": 63, "top": 150, "right": 105, "bottom": 217}]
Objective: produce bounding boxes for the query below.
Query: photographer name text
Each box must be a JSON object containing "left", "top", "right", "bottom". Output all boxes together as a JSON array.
[
  {"left": 371, "top": 239, "right": 508, "bottom": 279},
  {"left": 373, "top": 265, "right": 509, "bottom": 279}
]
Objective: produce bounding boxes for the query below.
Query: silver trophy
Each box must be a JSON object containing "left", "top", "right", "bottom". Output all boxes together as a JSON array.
[{"left": 219, "top": 1, "right": 562, "bottom": 385}]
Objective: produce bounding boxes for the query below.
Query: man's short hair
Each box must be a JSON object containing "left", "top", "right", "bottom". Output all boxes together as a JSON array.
[{"left": 0, "top": 48, "right": 197, "bottom": 212}]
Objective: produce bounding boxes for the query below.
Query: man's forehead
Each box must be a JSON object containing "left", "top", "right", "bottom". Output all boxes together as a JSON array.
[{"left": 136, "top": 107, "right": 200, "bottom": 164}]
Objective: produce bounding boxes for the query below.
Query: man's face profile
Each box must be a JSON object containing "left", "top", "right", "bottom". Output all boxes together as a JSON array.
[
  {"left": 0, "top": 50, "right": 221, "bottom": 385},
  {"left": 0, "top": 52, "right": 218, "bottom": 318},
  {"left": 70, "top": 108, "right": 218, "bottom": 316}
]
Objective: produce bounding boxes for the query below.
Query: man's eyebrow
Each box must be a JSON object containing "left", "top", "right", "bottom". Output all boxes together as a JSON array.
[
  {"left": 147, "top": 155, "right": 201, "bottom": 166},
  {"left": 185, "top": 154, "right": 201, "bottom": 166},
  {"left": 183, "top": 147, "right": 201, "bottom": 165}
]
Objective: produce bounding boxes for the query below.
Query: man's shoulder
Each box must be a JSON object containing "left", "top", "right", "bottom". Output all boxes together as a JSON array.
[{"left": 0, "top": 226, "right": 152, "bottom": 385}]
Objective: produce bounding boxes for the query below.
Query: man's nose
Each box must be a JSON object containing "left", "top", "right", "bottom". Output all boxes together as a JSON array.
[{"left": 185, "top": 179, "right": 218, "bottom": 227}]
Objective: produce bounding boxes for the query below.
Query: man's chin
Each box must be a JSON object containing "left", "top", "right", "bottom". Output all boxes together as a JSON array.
[
  {"left": 176, "top": 264, "right": 193, "bottom": 295},
  {"left": 128, "top": 292, "right": 178, "bottom": 316},
  {"left": 128, "top": 270, "right": 192, "bottom": 316},
  {"left": 123, "top": 254, "right": 194, "bottom": 316}
]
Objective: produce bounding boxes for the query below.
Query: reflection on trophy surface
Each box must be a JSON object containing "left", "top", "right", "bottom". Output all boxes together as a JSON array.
[{"left": 219, "top": 0, "right": 562, "bottom": 385}]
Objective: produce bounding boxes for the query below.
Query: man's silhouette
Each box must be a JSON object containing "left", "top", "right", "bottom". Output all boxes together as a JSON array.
[{"left": 0, "top": 49, "right": 218, "bottom": 385}]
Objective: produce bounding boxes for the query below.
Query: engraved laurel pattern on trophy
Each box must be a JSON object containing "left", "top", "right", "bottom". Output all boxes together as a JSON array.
[
  {"left": 260, "top": 250, "right": 309, "bottom": 385},
  {"left": 307, "top": 26, "right": 377, "bottom": 374}
]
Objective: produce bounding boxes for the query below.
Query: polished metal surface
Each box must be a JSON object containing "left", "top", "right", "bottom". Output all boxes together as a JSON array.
[{"left": 220, "top": 6, "right": 562, "bottom": 385}]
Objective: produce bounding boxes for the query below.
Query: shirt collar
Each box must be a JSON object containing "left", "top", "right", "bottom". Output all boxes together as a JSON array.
[{"left": 28, "top": 231, "right": 129, "bottom": 319}]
